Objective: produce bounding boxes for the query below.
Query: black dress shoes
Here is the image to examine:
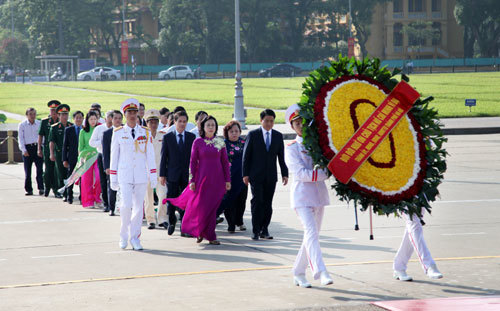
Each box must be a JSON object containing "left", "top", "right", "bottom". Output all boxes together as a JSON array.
[
  {"left": 109, "top": 211, "right": 115, "bottom": 216},
  {"left": 54, "top": 193, "right": 63, "bottom": 199},
  {"left": 39, "top": 190, "right": 44, "bottom": 195},
  {"left": 25, "top": 191, "right": 33, "bottom": 196},
  {"left": 260, "top": 232, "right": 274, "bottom": 239},
  {"left": 181, "top": 232, "right": 192, "bottom": 238},
  {"left": 44, "top": 190, "right": 50, "bottom": 197},
  {"left": 159, "top": 222, "right": 168, "bottom": 228},
  {"left": 148, "top": 223, "right": 155, "bottom": 230},
  {"left": 63, "top": 196, "right": 67, "bottom": 202},
  {"left": 167, "top": 224, "right": 175, "bottom": 235},
  {"left": 103, "top": 207, "right": 110, "bottom": 212},
  {"left": 251, "top": 234, "right": 259, "bottom": 240},
  {"left": 68, "top": 198, "right": 73, "bottom": 204},
  {"left": 216, "top": 217, "right": 224, "bottom": 224}
]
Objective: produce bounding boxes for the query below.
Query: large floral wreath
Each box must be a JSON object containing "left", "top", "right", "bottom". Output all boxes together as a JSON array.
[{"left": 299, "top": 56, "right": 447, "bottom": 218}]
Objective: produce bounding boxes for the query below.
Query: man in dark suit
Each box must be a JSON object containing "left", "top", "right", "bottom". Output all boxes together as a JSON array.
[
  {"left": 159, "top": 110, "right": 196, "bottom": 236},
  {"left": 243, "top": 109, "right": 289, "bottom": 240},
  {"left": 62, "top": 110, "right": 84, "bottom": 204},
  {"left": 102, "top": 110, "right": 123, "bottom": 216}
]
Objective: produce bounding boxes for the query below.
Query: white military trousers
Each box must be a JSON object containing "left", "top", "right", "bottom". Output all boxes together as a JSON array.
[
  {"left": 393, "top": 208, "right": 436, "bottom": 273},
  {"left": 293, "top": 206, "right": 327, "bottom": 280},
  {"left": 119, "top": 182, "right": 148, "bottom": 243},
  {"left": 145, "top": 178, "right": 168, "bottom": 225}
]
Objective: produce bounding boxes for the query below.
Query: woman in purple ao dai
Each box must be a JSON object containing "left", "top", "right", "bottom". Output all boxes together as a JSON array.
[{"left": 165, "top": 115, "right": 231, "bottom": 245}]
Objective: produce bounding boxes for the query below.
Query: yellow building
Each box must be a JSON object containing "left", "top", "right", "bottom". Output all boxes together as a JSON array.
[{"left": 365, "top": 0, "right": 464, "bottom": 59}]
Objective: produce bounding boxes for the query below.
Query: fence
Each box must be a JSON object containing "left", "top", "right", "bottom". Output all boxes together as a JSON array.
[{"left": 110, "top": 57, "right": 500, "bottom": 76}]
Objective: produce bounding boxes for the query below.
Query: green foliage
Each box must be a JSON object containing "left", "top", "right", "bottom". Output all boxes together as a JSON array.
[
  {"left": 0, "top": 113, "right": 6, "bottom": 123},
  {"left": 402, "top": 20, "right": 440, "bottom": 54},
  {"left": 299, "top": 56, "right": 448, "bottom": 218},
  {"left": 454, "top": 0, "right": 500, "bottom": 58},
  {"left": 0, "top": 36, "right": 29, "bottom": 69}
]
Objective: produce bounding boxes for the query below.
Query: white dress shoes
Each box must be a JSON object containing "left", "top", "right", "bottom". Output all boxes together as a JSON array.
[
  {"left": 130, "top": 240, "right": 143, "bottom": 251},
  {"left": 119, "top": 240, "right": 127, "bottom": 249},
  {"left": 393, "top": 270, "right": 413, "bottom": 281},
  {"left": 320, "top": 271, "right": 333, "bottom": 286},
  {"left": 293, "top": 274, "right": 312, "bottom": 288},
  {"left": 426, "top": 264, "right": 443, "bottom": 279}
]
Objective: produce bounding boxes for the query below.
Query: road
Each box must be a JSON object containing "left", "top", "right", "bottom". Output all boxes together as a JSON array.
[{"left": 0, "top": 134, "right": 499, "bottom": 310}]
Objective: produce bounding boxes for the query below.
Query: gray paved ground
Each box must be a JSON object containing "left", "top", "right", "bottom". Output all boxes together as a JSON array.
[{"left": 0, "top": 134, "right": 500, "bottom": 310}]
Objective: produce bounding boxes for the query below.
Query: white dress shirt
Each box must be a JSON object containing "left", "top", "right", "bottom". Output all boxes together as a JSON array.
[
  {"left": 163, "top": 122, "right": 196, "bottom": 134},
  {"left": 190, "top": 127, "right": 200, "bottom": 138},
  {"left": 89, "top": 123, "right": 111, "bottom": 153},
  {"left": 261, "top": 127, "right": 272, "bottom": 146},
  {"left": 18, "top": 119, "right": 41, "bottom": 153},
  {"left": 158, "top": 122, "right": 169, "bottom": 131},
  {"left": 175, "top": 129, "right": 185, "bottom": 143}
]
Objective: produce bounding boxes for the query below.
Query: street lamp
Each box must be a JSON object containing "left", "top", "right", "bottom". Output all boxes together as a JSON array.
[{"left": 234, "top": 0, "right": 246, "bottom": 129}]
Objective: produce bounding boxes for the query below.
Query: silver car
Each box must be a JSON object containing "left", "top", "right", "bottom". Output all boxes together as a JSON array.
[{"left": 158, "top": 66, "right": 194, "bottom": 80}]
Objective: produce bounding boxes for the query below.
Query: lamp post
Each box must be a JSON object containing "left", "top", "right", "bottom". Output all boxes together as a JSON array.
[{"left": 234, "top": 0, "right": 246, "bottom": 128}]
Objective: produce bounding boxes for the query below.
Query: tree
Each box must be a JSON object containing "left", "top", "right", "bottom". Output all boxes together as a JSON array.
[
  {"left": 0, "top": 36, "right": 29, "bottom": 70},
  {"left": 337, "top": 0, "right": 389, "bottom": 58},
  {"left": 454, "top": 0, "right": 500, "bottom": 57},
  {"left": 402, "top": 20, "right": 440, "bottom": 58}
]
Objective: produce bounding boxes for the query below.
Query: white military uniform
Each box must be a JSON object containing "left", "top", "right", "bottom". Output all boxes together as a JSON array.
[
  {"left": 144, "top": 129, "right": 168, "bottom": 225},
  {"left": 285, "top": 135, "right": 330, "bottom": 280},
  {"left": 110, "top": 122, "right": 157, "bottom": 245},
  {"left": 393, "top": 208, "right": 436, "bottom": 273}
]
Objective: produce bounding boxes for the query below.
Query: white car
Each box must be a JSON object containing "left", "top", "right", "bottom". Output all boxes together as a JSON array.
[
  {"left": 77, "top": 67, "right": 121, "bottom": 81},
  {"left": 158, "top": 66, "right": 194, "bottom": 80}
]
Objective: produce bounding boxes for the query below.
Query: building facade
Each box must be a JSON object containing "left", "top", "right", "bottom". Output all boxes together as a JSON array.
[{"left": 365, "top": 0, "right": 464, "bottom": 59}]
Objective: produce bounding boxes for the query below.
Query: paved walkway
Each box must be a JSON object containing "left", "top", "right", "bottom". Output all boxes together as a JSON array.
[{"left": 0, "top": 134, "right": 499, "bottom": 310}]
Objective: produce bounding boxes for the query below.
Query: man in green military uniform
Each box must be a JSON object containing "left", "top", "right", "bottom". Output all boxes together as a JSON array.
[
  {"left": 49, "top": 104, "right": 72, "bottom": 201},
  {"left": 38, "top": 100, "right": 60, "bottom": 197}
]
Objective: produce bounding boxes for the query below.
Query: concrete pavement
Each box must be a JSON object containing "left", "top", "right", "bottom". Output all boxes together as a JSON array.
[{"left": 0, "top": 134, "right": 499, "bottom": 310}]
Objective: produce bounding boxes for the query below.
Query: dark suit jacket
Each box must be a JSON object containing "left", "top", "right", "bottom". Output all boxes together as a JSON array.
[
  {"left": 62, "top": 125, "right": 80, "bottom": 169},
  {"left": 242, "top": 128, "right": 288, "bottom": 183},
  {"left": 159, "top": 131, "right": 196, "bottom": 183},
  {"left": 102, "top": 127, "right": 113, "bottom": 170}
]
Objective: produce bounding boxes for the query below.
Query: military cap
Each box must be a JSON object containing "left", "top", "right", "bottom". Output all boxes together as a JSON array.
[
  {"left": 47, "top": 100, "right": 61, "bottom": 108},
  {"left": 121, "top": 98, "right": 139, "bottom": 114},
  {"left": 57, "top": 104, "right": 71, "bottom": 114},
  {"left": 144, "top": 109, "right": 160, "bottom": 121}
]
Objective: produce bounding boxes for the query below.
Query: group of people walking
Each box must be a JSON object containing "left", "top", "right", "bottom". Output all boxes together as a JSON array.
[{"left": 18, "top": 99, "right": 442, "bottom": 288}]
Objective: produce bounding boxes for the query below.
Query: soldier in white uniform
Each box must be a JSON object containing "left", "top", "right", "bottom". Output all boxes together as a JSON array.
[
  {"left": 110, "top": 98, "right": 157, "bottom": 250},
  {"left": 143, "top": 109, "right": 168, "bottom": 230},
  {"left": 284, "top": 104, "right": 333, "bottom": 288},
  {"left": 393, "top": 207, "right": 443, "bottom": 281}
]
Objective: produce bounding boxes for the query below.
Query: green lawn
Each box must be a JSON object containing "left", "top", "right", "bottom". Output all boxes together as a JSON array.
[
  {"left": 0, "top": 83, "right": 273, "bottom": 125},
  {"left": 1, "top": 71, "right": 499, "bottom": 124}
]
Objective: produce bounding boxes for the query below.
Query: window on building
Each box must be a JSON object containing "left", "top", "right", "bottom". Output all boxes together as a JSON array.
[
  {"left": 432, "top": 0, "right": 441, "bottom": 12},
  {"left": 408, "top": 0, "right": 425, "bottom": 12},
  {"left": 393, "top": 0, "right": 403, "bottom": 13},
  {"left": 394, "top": 23, "right": 403, "bottom": 46},
  {"left": 432, "top": 22, "right": 441, "bottom": 45}
]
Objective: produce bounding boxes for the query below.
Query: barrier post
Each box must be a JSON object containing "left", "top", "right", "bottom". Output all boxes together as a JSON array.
[{"left": 7, "top": 130, "right": 16, "bottom": 164}]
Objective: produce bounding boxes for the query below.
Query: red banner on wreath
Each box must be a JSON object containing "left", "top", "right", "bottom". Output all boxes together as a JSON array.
[
  {"left": 328, "top": 80, "right": 420, "bottom": 184},
  {"left": 348, "top": 37, "right": 355, "bottom": 58},
  {"left": 121, "top": 40, "right": 129, "bottom": 64}
]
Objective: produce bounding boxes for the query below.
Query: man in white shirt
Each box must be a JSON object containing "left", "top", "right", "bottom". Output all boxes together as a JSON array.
[
  {"left": 158, "top": 107, "right": 170, "bottom": 131},
  {"left": 18, "top": 108, "right": 43, "bottom": 195},
  {"left": 89, "top": 110, "right": 113, "bottom": 211},
  {"left": 160, "top": 106, "right": 196, "bottom": 134},
  {"left": 144, "top": 109, "right": 168, "bottom": 230},
  {"left": 190, "top": 110, "right": 207, "bottom": 138}
]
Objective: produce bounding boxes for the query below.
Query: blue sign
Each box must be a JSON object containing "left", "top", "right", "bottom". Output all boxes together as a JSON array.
[
  {"left": 78, "top": 59, "right": 96, "bottom": 72},
  {"left": 465, "top": 99, "right": 476, "bottom": 107}
]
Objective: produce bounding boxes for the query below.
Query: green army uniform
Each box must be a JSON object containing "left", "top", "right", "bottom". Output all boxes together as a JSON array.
[
  {"left": 38, "top": 100, "right": 60, "bottom": 196},
  {"left": 49, "top": 109, "right": 72, "bottom": 199}
]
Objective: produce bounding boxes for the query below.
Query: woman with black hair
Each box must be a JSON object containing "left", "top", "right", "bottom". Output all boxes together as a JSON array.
[
  {"left": 78, "top": 110, "right": 103, "bottom": 208},
  {"left": 165, "top": 115, "right": 230, "bottom": 245}
]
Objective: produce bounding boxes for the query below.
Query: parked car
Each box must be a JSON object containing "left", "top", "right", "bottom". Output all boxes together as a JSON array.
[
  {"left": 258, "top": 63, "right": 302, "bottom": 77},
  {"left": 158, "top": 66, "right": 194, "bottom": 80},
  {"left": 77, "top": 67, "right": 121, "bottom": 81}
]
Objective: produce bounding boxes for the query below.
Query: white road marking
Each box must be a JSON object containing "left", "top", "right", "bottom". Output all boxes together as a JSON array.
[
  {"left": 441, "top": 232, "right": 486, "bottom": 236},
  {"left": 0, "top": 216, "right": 100, "bottom": 225},
  {"left": 32, "top": 254, "right": 82, "bottom": 259},
  {"left": 104, "top": 251, "right": 132, "bottom": 254},
  {"left": 0, "top": 259, "right": 7, "bottom": 261}
]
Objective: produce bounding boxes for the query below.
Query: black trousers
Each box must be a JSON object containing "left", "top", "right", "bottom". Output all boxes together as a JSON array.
[
  {"left": 222, "top": 185, "right": 248, "bottom": 230},
  {"left": 166, "top": 179, "right": 188, "bottom": 225},
  {"left": 42, "top": 147, "right": 56, "bottom": 194},
  {"left": 97, "top": 153, "right": 108, "bottom": 208},
  {"left": 22, "top": 144, "right": 43, "bottom": 193},
  {"left": 250, "top": 180, "right": 276, "bottom": 235},
  {"left": 106, "top": 174, "right": 117, "bottom": 212}
]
